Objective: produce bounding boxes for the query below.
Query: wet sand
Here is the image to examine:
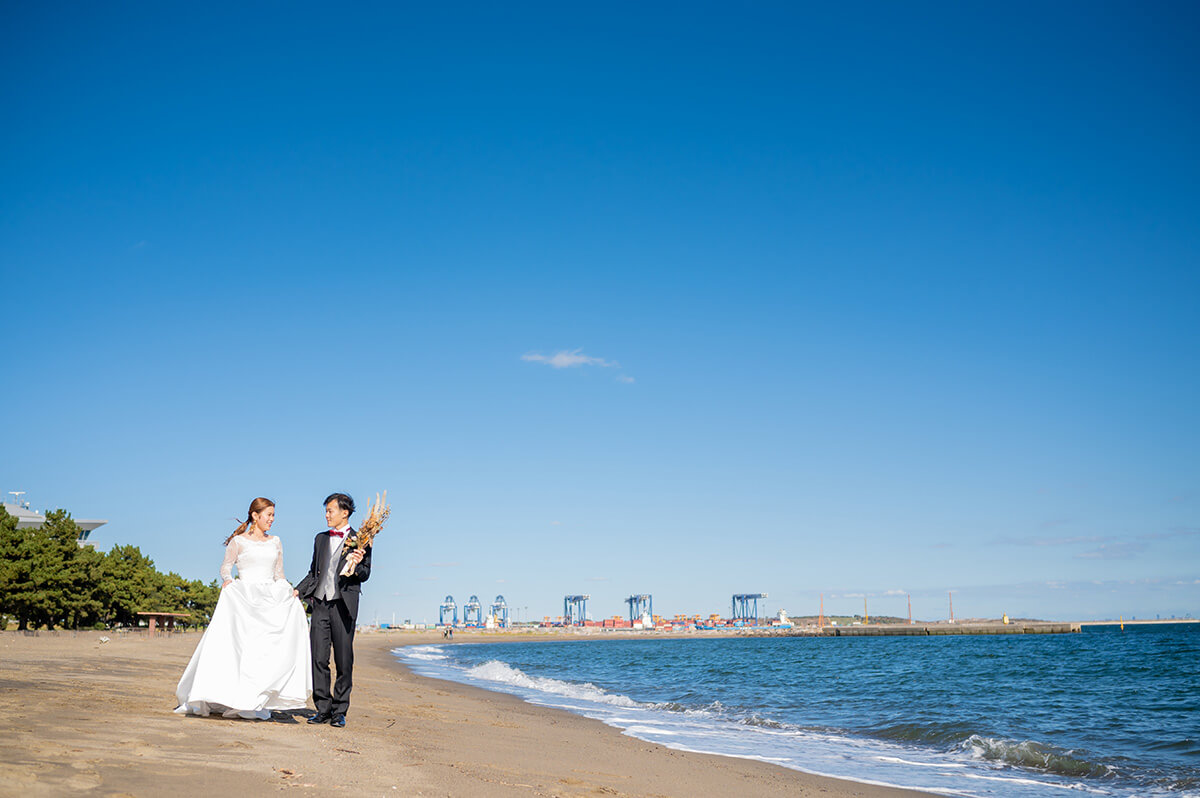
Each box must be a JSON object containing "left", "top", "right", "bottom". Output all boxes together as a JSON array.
[{"left": 0, "top": 629, "right": 936, "bottom": 797}]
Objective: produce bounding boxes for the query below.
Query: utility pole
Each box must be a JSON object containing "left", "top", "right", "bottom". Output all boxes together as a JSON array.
[
  {"left": 949, "top": 591, "right": 955, "bottom": 623},
  {"left": 818, "top": 593, "right": 825, "bottom": 629},
  {"left": 907, "top": 594, "right": 912, "bottom": 625}
]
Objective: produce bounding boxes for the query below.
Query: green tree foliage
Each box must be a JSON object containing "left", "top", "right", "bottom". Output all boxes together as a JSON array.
[
  {"left": 183, "top": 578, "right": 221, "bottom": 626},
  {"left": 100, "top": 544, "right": 158, "bottom": 626},
  {"left": 0, "top": 507, "right": 79, "bottom": 629},
  {"left": 0, "top": 505, "right": 222, "bottom": 630},
  {"left": 0, "top": 506, "right": 32, "bottom": 629}
]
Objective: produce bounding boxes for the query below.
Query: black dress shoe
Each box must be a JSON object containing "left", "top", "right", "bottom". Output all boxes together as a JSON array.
[
  {"left": 330, "top": 713, "right": 346, "bottom": 728},
  {"left": 307, "top": 711, "right": 332, "bottom": 725}
]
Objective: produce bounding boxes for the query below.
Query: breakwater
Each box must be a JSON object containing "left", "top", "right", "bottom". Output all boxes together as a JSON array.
[{"left": 819, "top": 621, "right": 1080, "bottom": 636}]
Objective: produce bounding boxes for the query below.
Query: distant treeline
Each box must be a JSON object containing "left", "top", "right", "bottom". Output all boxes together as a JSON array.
[{"left": 0, "top": 506, "right": 220, "bottom": 631}]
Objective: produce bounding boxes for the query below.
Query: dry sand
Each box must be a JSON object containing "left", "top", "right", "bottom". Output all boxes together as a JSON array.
[{"left": 0, "top": 629, "right": 937, "bottom": 797}]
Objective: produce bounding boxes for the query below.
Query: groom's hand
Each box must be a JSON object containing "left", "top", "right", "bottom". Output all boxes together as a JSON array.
[{"left": 347, "top": 549, "right": 365, "bottom": 568}]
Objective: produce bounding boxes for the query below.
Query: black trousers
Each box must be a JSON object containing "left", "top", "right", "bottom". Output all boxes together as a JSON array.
[{"left": 310, "top": 597, "right": 355, "bottom": 715}]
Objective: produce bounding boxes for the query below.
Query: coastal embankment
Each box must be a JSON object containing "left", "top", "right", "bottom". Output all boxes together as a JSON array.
[
  {"left": 0, "top": 629, "right": 935, "bottom": 797},
  {"left": 818, "top": 621, "right": 1080, "bottom": 636}
]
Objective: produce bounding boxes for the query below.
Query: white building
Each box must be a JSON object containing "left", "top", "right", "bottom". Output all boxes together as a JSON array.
[{"left": 2, "top": 500, "right": 107, "bottom": 547}]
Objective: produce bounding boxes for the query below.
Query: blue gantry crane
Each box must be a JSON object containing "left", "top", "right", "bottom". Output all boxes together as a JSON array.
[
  {"left": 731, "top": 593, "right": 768, "bottom": 625},
  {"left": 463, "top": 594, "right": 483, "bottom": 626},
  {"left": 625, "top": 594, "right": 653, "bottom": 623},
  {"left": 490, "top": 595, "right": 509, "bottom": 627},
  {"left": 439, "top": 595, "right": 458, "bottom": 626},
  {"left": 563, "top": 594, "right": 590, "bottom": 626}
]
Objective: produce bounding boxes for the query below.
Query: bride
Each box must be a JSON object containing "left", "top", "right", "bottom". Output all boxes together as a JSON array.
[{"left": 175, "top": 497, "right": 312, "bottom": 719}]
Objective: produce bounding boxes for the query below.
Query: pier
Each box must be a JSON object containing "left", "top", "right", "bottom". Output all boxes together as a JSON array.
[
  {"left": 818, "top": 621, "right": 1081, "bottom": 636},
  {"left": 805, "top": 618, "right": 1198, "bottom": 636}
]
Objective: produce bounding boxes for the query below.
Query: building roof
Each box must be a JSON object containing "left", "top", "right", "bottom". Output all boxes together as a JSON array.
[{"left": 2, "top": 502, "right": 108, "bottom": 534}]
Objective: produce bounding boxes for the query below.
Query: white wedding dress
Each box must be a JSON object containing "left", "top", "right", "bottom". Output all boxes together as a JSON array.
[{"left": 175, "top": 535, "right": 312, "bottom": 719}]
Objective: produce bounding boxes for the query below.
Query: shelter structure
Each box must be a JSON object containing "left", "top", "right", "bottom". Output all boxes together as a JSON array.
[{"left": 136, "top": 611, "right": 190, "bottom": 635}]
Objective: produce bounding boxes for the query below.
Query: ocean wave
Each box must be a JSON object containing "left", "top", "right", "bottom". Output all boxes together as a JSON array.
[
  {"left": 960, "top": 735, "right": 1118, "bottom": 780},
  {"left": 1144, "top": 738, "right": 1199, "bottom": 755},
  {"left": 870, "top": 721, "right": 981, "bottom": 746},
  {"left": 397, "top": 645, "right": 449, "bottom": 661},
  {"left": 464, "top": 660, "right": 641, "bottom": 708},
  {"left": 652, "top": 699, "right": 726, "bottom": 716},
  {"left": 742, "top": 714, "right": 786, "bottom": 729},
  {"left": 650, "top": 699, "right": 791, "bottom": 731}
]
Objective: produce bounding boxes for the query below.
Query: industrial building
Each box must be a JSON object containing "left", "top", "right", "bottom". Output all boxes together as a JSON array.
[{"left": 2, "top": 494, "right": 107, "bottom": 547}]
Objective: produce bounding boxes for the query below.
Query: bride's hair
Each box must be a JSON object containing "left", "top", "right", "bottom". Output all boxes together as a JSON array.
[{"left": 223, "top": 497, "right": 275, "bottom": 545}]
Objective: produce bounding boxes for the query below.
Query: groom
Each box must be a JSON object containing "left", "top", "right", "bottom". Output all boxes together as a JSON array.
[{"left": 295, "top": 492, "right": 371, "bottom": 728}]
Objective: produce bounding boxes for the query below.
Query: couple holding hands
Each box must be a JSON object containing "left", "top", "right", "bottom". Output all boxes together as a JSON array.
[{"left": 175, "top": 493, "right": 372, "bottom": 728}]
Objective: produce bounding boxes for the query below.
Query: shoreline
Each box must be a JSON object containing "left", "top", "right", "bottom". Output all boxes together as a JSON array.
[{"left": 0, "top": 629, "right": 938, "bottom": 796}]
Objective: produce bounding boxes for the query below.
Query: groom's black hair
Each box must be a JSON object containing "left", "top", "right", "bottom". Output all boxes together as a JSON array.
[{"left": 324, "top": 492, "right": 356, "bottom": 515}]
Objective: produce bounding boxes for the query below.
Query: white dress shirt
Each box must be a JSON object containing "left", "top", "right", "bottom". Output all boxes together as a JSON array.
[{"left": 318, "top": 525, "right": 350, "bottom": 600}]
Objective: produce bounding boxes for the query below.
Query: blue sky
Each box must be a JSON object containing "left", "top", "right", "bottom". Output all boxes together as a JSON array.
[{"left": 3, "top": 2, "right": 1197, "bottom": 624}]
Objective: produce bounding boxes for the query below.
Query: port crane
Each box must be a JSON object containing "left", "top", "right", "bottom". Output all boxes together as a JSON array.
[
  {"left": 490, "top": 595, "right": 509, "bottom": 627},
  {"left": 462, "top": 595, "right": 483, "bottom": 626},
  {"left": 625, "top": 594, "right": 653, "bottom": 623},
  {"left": 563, "top": 594, "right": 590, "bottom": 626},
  {"left": 439, "top": 595, "right": 458, "bottom": 626},
  {"left": 732, "top": 593, "right": 768, "bottom": 625}
]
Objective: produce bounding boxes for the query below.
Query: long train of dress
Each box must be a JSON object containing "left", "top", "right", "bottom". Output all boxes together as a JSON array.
[{"left": 175, "top": 536, "right": 311, "bottom": 719}]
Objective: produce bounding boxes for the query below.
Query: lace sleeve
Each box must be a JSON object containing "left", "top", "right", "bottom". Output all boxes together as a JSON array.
[
  {"left": 273, "top": 536, "right": 286, "bottom": 581},
  {"left": 220, "top": 538, "right": 239, "bottom": 583}
]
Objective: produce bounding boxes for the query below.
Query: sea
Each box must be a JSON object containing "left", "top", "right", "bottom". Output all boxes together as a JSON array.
[{"left": 394, "top": 623, "right": 1199, "bottom": 798}]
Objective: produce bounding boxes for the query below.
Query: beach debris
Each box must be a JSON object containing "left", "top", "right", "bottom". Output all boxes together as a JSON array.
[
  {"left": 98, "top": 636, "right": 110, "bottom": 644},
  {"left": 334, "top": 748, "right": 360, "bottom": 755},
  {"left": 340, "top": 491, "right": 390, "bottom": 576}
]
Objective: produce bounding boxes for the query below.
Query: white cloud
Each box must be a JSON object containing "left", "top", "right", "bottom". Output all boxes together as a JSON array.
[
  {"left": 1075, "top": 542, "right": 1147, "bottom": 560},
  {"left": 1001, "top": 534, "right": 1116, "bottom": 547},
  {"left": 522, "top": 349, "right": 618, "bottom": 369},
  {"left": 1139, "top": 527, "right": 1200, "bottom": 541},
  {"left": 616, "top": 375, "right": 635, "bottom": 384}
]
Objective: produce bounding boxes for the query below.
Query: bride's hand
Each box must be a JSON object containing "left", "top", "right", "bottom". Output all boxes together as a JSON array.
[
  {"left": 292, "top": 589, "right": 299, "bottom": 597},
  {"left": 222, "top": 580, "right": 232, "bottom": 589}
]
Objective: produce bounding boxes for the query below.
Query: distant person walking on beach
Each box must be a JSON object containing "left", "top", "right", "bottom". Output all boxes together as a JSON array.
[
  {"left": 294, "top": 492, "right": 371, "bottom": 729},
  {"left": 175, "top": 497, "right": 312, "bottom": 719}
]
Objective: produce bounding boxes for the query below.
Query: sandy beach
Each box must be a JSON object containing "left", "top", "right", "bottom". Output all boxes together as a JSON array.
[{"left": 0, "top": 629, "right": 937, "bottom": 797}]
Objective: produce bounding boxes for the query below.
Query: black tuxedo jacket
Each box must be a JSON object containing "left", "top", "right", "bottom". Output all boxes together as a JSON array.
[{"left": 295, "top": 528, "right": 372, "bottom": 620}]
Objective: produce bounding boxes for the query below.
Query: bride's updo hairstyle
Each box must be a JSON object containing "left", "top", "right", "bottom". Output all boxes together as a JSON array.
[{"left": 223, "top": 497, "right": 276, "bottom": 545}]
